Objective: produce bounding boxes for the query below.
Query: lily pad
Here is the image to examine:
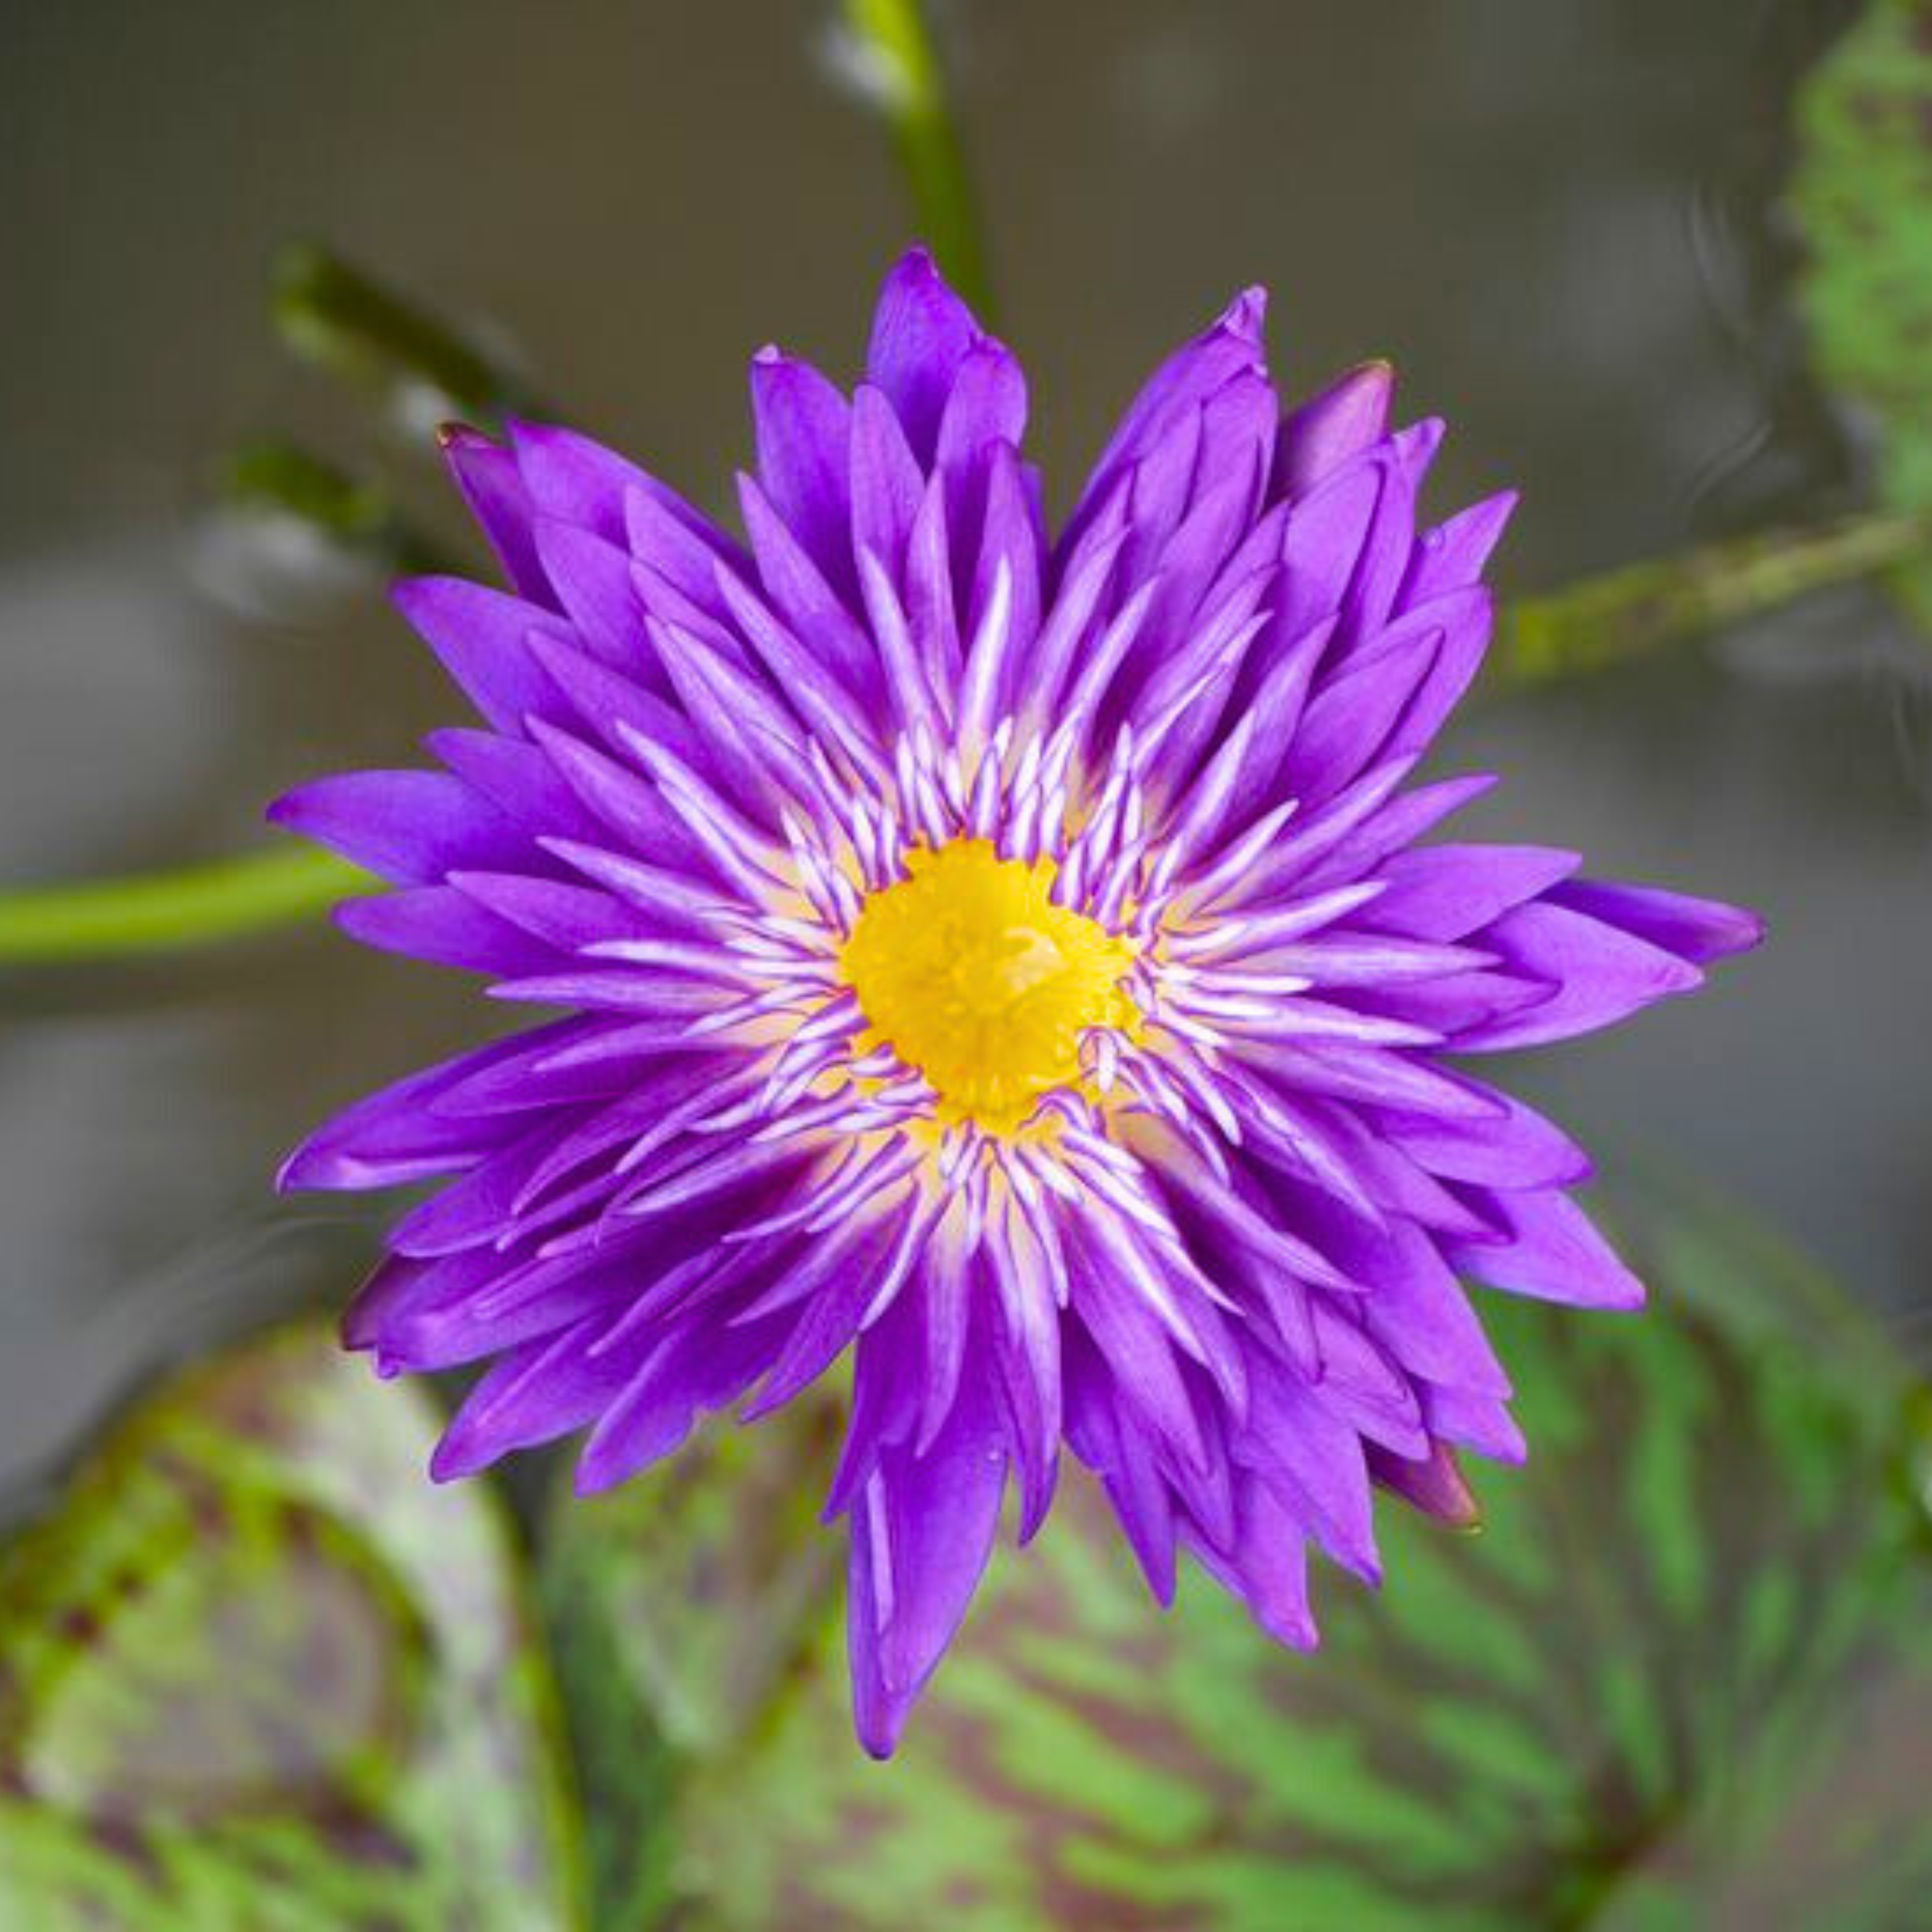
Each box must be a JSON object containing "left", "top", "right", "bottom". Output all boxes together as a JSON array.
[
  {"left": 1791, "top": 0, "right": 1932, "bottom": 629},
  {"left": 546, "top": 1187, "right": 1930, "bottom": 1929},
  {"left": 0, "top": 1319, "right": 586, "bottom": 1930}
]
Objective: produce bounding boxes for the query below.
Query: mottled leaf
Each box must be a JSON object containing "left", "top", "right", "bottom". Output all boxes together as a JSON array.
[
  {"left": 0, "top": 1319, "right": 587, "bottom": 1930},
  {"left": 1791, "top": 0, "right": 1932, "bottom": 631},
  {"left": 551, "top": 1186, "right": 1928, "bottom": 1928}
]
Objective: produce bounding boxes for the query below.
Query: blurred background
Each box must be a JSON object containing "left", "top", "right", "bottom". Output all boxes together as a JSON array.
[{"left": 1, "top": 3, "right": 1928, "bottom": 1927}]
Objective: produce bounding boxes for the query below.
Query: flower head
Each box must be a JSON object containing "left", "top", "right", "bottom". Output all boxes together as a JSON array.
[{"left": 272, "top": 251, "right": 1760, "bottom": 1755}]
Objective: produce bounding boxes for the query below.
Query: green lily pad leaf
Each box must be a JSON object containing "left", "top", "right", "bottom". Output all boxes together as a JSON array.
[
  {"left": 552, "top": 1186, "right": 1927, "bottom": 1929},
  {"left": 0, "top": 1319, "right": 587, "bottom": 1930},
  {"left": 1791, "top": 0, "right": 1932, "bottom": 630}
]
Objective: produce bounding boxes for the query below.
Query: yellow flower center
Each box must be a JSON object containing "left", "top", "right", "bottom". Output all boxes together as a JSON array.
[{"left": 839, "top": 839, "right": 1139, "bottom": 1134}]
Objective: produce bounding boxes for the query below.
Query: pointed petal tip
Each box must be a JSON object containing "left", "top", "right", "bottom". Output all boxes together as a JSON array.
[
  {"left": 339, "top": 1280, "right": 385, "bottom": 1350},
  {"left": 273, "top": 1142, "right": 323, "bottom": 1194},
  {"left": 262, "top": 787, "right": 303, "bottom": 833},
  {"left": 1339, "top": 357, "right": 1396, "bottom": 398},
  {"left": 386, "top": 571, "right": 466, "bottom": 626},
  {"left": 877, "top": 240, "right": 983, "bottom": 317},
  {"left": 572, "top": 1449, "right": 627, "bottom": 1498},
  {"left": 426, "top": 1435, "right": 477, "bottom": 1484},
  {"left": 327, "top": 896, "right": 379, "bottom": 943},
  {"left": 856, "top": 1717, "right": 902, "bottom": 1763},
  {"left": 1718, "top": 906, "right": 1769, "bottom": 958},
  {"left": 1219, "top": 284, "right": 1269, "bottom": 342},
  {"left": 1662, "top": 956, "right": 1709, "bottom": 999},
  {"left": 890, "top": 240, "right": 941, "bottom": 281},
  {"left": 1258, "top": 1605, "right": 1321, "bottom": 1651},
  {"left": 1408, "top": 414, "right": 1449, "bottom": 458}
]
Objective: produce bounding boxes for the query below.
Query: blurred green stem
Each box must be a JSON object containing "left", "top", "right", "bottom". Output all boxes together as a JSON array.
[
  {"left": 1492, "top": 508, "right": 1932, "bottom": 686},
  {"left": 0, "top": 848, "right": 371, "bottom": 964},
  {"left": 842, "top": 0, "right": 993, "bottom": 317},
  {"left": 220, "top": 439, "right": 454, "bottom": 575},
  {"left": 272, "top": 243, "right": 536, "bottom": 429}
]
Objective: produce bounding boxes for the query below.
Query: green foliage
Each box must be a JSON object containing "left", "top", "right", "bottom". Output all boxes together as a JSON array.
[
  {"left": 1791, "top": 0, "right": 1932, "bottom": 630},
  {"left": 0, "top": 1324, "right": 586, "bottom": 1930}
]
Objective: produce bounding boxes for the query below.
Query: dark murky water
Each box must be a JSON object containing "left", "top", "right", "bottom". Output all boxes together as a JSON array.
[{"left": 1, "top": 0, "right": 1926, "bottom": 1515}]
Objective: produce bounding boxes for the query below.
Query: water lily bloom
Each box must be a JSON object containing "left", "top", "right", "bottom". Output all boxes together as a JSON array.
[{"left": 272, "top": 250, "right": 1760, "bottom": 1756}]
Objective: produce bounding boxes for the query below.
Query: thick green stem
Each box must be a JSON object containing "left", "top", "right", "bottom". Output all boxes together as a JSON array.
[
  {"left": 1491, "top": 508, "right": 1932, "bottom": 687},
  {"left": 0, "top": 847, "right": 372, "bottom": 964},
  {"left": 841, "top": 0, "right": 993, "bottom": 317}
]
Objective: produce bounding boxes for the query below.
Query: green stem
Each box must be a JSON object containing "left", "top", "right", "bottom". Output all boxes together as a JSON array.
[
  {"left": 220, "top": 439, "right": 456, "bottom": 576},
  {"left": 841, "top": 0, "right": 993, "bottom": 317},
  {"left": 0, "top": 847, "right": 372, "bottom": 964},
  {"left": 1491, "top": 508, "right": 1932, "bottom": 687},
  {"left": 272, "top": 243, "right": 538, "bottom": 428}
]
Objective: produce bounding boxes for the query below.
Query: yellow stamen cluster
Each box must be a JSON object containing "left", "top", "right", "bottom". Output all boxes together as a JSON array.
[{"left": 839, "top": 840, "right": 1138, "bottom": 1135}]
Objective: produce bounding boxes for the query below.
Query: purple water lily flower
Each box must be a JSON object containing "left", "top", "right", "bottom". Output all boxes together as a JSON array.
[{"left": 272, "top": 250, "right": 1760, "bottom": 1756}]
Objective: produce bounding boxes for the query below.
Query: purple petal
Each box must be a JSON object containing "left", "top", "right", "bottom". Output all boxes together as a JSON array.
[
  {"left": 1546, "top": 878, "right": 1765, "bottom": 965},
  {"left": 847, "top": 1368, "right": 1006, "bottom": 1758},
  {"left": 432, "top": 1310, "right": 654, "bottom": 1480},
  {"left": 1456, "top": 901, "right": 1704, "bottom": 1052},
  {"left": 392, "top": 577, "right": 571, "bottom": 734},
  {"left": 1451, "top": 1187, "right": 1646, "bottom": 1310},
  {"left": 736, "top": 471, "right": 879, "bottom": 697},
  {"left": 279, "top": 1031, "right": 555, "bottom": 1191},
  {"left": 850, "top": 383, "right": 924, "bottom": 583},
  {"left": 1402, "top": 490, "right": 1518, "bottom": 605},
  {"left": 1342, "top": 420, "right": 1447, "bottom": 653},
  {"left": 1060, "top": 285, "right": 1269, "bottom": 562},
  {"left": 531, "top": 518, "right": 653, "bottom": 670},
  {"left": 1374, "top": 1085, "right": 1593, "bottom": 1191},
  {"left": 1420, "top": 1382, "right": 1527, "bottom": 1463},
  {"left": 1367, "top": 1439, "right": 1481, "bottom": 1525},
  {"left": 1272, "top": 361, "right": 1393, "bottom": 501},
  {"left": 750, "top": 348, "right": 856, "bottom": 602},
  {"left": 426, "top": 728, "right": 613, "bottom": 848},
  {"left": 268, "top": 769, "right": 526, "bottom": 885},
  {"left": 509, "top": 419, "right": 736, "bottom": 561},
  {"left": 865, "top": 247, "right": 987, "bottom": 465},
  {"left": 441, "top": 425, "right": 548, "bottom": 602},
  {"left": 1369, "top": 843, "right": 1581, "bottom": 942},
  {"left": 1187, "top": 1476, "right": 1318, "bottom": 1649},
  {"left": 576, "top": 1309, "right": 788, "bottom": 1494},
  {"left": 335, "top": 885, "right": 555, "bottom": 976}
]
